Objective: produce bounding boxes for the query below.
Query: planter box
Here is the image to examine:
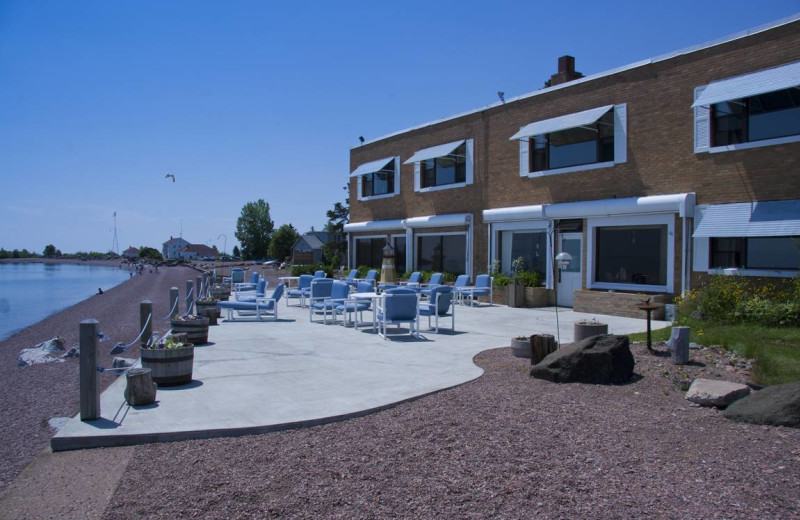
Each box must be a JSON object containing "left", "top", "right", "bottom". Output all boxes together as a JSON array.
[
  {"left": 493, "top": 285, "right": 554, "bottom": 308},
  {"left": 573, "top": 290, "right": 670, "bottom": 319},
  {"left": 573, "top": 322, "right": 609, "bottom": 342},
  {"left": 508, "top": 284, "right": 524, "bottom": 308},
  {"left": 510, "top": 337, "right": 531, "bottom": 358},
  {"left": 170, "top": 317, "right": 209, "bottom": 345},
  {"left": 140, "top": 346, "right": 194, "bottom": 386}
]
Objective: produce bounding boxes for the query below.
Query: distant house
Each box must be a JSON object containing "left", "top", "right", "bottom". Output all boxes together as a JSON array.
[
  {"left": 178, "top": 244, "right": 218, "bottom": 261},
  {"left": 292, "top": 232, "right": 343, "bottom": 264},
  {"left": 122, "top": 246, "right": 139, "bottom": 259},
  {"left": 162, "top": 237, "right": 190, "bottom": 259}
]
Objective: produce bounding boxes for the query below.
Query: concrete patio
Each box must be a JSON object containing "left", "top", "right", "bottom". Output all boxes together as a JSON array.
[{"left": 52, "top": 301, "right": 667, "bottom": 451}]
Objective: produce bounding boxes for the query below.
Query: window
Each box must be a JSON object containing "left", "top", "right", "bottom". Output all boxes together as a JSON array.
[
  {"left": 530, "top": 110, "right": 615, "bottom": 171},
  {"left": 421, "top": 143, "right": 467, "bottom": 188},
  {"left": 594, "top": 225, "right": 668, "bottom": 287},
  {"left": 394, "top": 237, "right": 407, "bottom": 275},
  {"left": 355, "top": 236, "right": 406, "bottom": 271},
  {"left": 500, "top": 230, "right": 547, "bottom": 275},
  {"left": 362, "top": 164, "right": 395, "bottom": 197},
  {"left": 712, "top": 88, "right": 800, "bottom": 146},
  {"left": 417, "top": 235, "right": 466, "bottom": 274},
  {"left": 710, "top": 236, "right": 800, "bottom": 270}
]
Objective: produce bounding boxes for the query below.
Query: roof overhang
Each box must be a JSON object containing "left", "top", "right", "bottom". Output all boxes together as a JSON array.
[{"left": 692, "top": 60, "right": 800, "bottom": 107}]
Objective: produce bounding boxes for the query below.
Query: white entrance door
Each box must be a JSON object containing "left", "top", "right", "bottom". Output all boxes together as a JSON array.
[{"left": 556, "top": 232, "right": 582, "bottom": 307}]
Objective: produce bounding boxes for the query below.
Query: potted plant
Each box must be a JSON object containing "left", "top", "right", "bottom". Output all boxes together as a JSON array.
[
  {"left": 170, "top": 314, "right": 210, "bottom": 344},
  {"left": 510, "top": 335, "right": 531, "bottom": 358},
  {"left": 140, "top": 335, "right": 194, "bottom": 386},
  {"left": 508, "top": 257, "right": 526, "bottom": 308},
  {"left": 195, "top": 296, "right": 221, "bottom": 319},
  {"left": 210, "top": 283, "right": 231, "bottom": 302},
  {"left": 573, "top": 317, "right": 609, "bottom": 342}
]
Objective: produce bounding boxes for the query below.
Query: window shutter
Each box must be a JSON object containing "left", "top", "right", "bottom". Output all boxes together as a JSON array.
[
  {"left": 465, "top": 139, "right": 474, "bottom": 185},
  {"left": 394, "top": 157, "right": 400, "bottom": 195},
  {"left": 414, "top": 162, "right": 421, "bottom": 191},
  {"left": 613, "top": 103, "right": 627, "bottom": 164},
  {"left": 357, "top": 175, "right": 363, "bottom": 201},
  {"left": 694, "top": 86, "right": 710, "bottom": 153},
  {"left": 519, "top": 139, "right": 529, "bottom": 176}
]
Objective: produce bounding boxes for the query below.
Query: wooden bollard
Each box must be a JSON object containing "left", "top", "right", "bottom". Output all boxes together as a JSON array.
[
  {"left": 531, "top": 334, "right": 557, "bottom": 364},
  {"left": 169, "top": 287, "right": 179, "bottom": 319},
  {"left": 196, "top": 275, "right": 202, "bottom": 299},
  {"left": 668, "top": 326, "right": 691, "bottom": 365},
  {"left": 186, "top": 280, "right": 194, "bottom": 315},
  {"left": 80, "top": 319, "right": 100, "bottom": 421},
  {"left": 124, "top": 368, "right": 157, "bottom": 406},
  {"left": 140, "top": 300, "right": 152, "bottom": 348}
]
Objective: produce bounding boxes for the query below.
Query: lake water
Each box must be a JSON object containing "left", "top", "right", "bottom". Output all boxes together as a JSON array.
[{"left": 0, "top": 262, "right": 131, "bottom": 341}]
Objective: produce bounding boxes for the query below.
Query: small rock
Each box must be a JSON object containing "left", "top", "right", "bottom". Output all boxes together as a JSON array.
[
  {"left": 61, "top": 346, "right": 79, "bottom": 359},
  {"left": 685, "top": 378, "right": 751, "bottom": 408},
  {"left": 112, "top": 357, "right": 136, "bottom": 369}
]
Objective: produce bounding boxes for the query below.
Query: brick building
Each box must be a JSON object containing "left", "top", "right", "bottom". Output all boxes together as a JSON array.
[{"left": 344, "top": 15, "right": 800, "bottom": 316}]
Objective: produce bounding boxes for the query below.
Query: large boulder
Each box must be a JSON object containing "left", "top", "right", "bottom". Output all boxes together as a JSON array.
[
  {"left": 685, "top": 378, "right": 750, "bottom": 408},
  {"left": 722, "top": 382, "right": 800, "bottom": 428},
  {"left": 530, "top": 334, "right": 634, "bottom": 384}
]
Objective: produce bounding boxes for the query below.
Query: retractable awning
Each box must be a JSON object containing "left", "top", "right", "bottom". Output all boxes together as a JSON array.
[
  {"left": 509, "top": 105, "right": 613, "bottom": 140},
  {"left": 691, "top": 60, "right": 800, "bottom": 108},
  {"left": 693, "top": 200, "right": 800, "bottom": 237},
  {"left": 343, "top": 219, "right": 405, "bottom": 233},
  {"left": 483, "top": 205, "right": 545, "bottom": 223},
  {"left": 349, "top": 157, "right": 395, "bottom": 178},
  {"left": 403, "top": 140, "right": 465, "bottom": 164},
  {"left": 404, "top": 213, "right": 471, "bottom": 229}
]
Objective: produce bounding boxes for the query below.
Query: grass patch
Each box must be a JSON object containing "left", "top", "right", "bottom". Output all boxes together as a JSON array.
[{"left": 628, "top": 320, "right": 800, "bottom": 385}]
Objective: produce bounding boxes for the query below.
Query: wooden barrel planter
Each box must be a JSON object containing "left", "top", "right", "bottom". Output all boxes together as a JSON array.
[
  {"left": 195, "top": 301, "right": 221, "bottom": 318},
  {"left": 140, "top": 345, "right": 194, "bottom": 386},
  {"left": 170, "top": 317, "right": 210, "bottom": 344},
  {"left": 211, "top": 286, "right": 231, "bottom": 301}
]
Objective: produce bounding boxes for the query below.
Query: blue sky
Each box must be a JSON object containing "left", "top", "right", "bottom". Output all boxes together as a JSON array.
[{"left": 1, "top": 1, "right": 798, "bottom": 255}]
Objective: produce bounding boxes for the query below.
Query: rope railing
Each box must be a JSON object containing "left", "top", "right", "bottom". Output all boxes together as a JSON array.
[
  {"left": 161, "top": 296, "right": 179, "bottom": 320},
  {"left": 107, "top": 312, "right": 152, "bottom": 355}
]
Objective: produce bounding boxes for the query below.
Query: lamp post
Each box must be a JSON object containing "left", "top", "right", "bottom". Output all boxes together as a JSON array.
[
  {"left": 217, "top": 234, "right": 227, "bottom": 256},
  {"left": 553, "top": 250, "right": 572, "bottom": 348}
]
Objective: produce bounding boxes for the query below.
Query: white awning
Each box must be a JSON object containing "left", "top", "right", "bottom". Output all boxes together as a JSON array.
[
  {"left": 483, "top": 205, "right": 545, "bottom": 223},
  {"left": 509, "top": 105, "right": 614, "bottom": 141},
  {"left": 693, "top": 200, "right": 800, "bottom": 237},
  {"left": 349, "top": 157, "right": 395, "bottom": 178},
  {"left": 545, "top": 193, "right": 695, "bottom": 219},
  {"left": 691, "top": 60, "right": 800, "bottom": 108},
  {"left": 343, "top": 219, "right": 405, "bottom": 233},
  {"left": 404, "top": 213, "right": 471, "bottom": 229},
  {"left": 403, "top": 140, "right": 465, "bottom": 164}
]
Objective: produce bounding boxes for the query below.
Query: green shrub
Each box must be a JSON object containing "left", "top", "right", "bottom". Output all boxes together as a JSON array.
[{"left": 290, "top": 263, "right": 333, "bottom": 278}]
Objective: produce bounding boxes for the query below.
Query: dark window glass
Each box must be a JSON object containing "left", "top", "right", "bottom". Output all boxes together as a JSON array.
[
  {"left": 530, "top": 110, "right": 615, "bottom": 172},
  {"left": 361, "top": 161, "right": 395, "bottom": 197},
  {"left": 393, "top": 237, "right": 406, "bottom": 274},
  {"left": 355, "top": 238, "right": 384, "bottom": 268},
  {"left": 420, "top": 143, "right": 467, "bottom": 188},
  {"left": 507, "top": 231, "right": 547, "bottom": 274},
  {"left": 417, "top": 235, "right": 466, "bottom": 274},
  {"left": 595, "top": 225, "right": 667, "bottom": 286},
  {"left": 710, "top": 236, "right": 800, "bottom": 270},
  {"left": 712, "top": 87, "right": 800, "bottom": 146}
]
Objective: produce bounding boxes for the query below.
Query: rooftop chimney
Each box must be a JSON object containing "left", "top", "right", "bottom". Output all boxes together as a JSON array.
[{"left": 548, "top": 55, "right": 583, "bottom": 87}]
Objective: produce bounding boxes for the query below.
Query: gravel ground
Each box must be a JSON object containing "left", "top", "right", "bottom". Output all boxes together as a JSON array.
[
  {"left": 102, "top": 344, "right": 799, "bottom": 520},
  {"left": 0, "top": 263, "right": 200, "bottom": 490}
]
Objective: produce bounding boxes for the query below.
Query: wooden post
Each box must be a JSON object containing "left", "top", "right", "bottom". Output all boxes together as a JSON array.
[
  {"left": 531, "top": 334, "right": 557, "bottom": 364},
  {"left": 196, "top": 275, "right": 203, "bottom": 299},
  {"left": 169, "top": 287, "right": 179, "bottom": 319},
  {"left": 668, "top": 326, "right": 691, "bottom": 365},
  {"left": 186, "top": 280, "right": 194, "bottom": 315},
  {"left": 124, "top": 368, "right": 157, "bottom": 406},
  {"left": 140, "top": 300, "right": 152, "bottom": 348},
  {"left": 79, "top": 319, "right": 100, "bottom": 421}
]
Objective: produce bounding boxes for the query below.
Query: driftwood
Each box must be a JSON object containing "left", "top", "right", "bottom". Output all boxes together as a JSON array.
[
  {"left": 531, "top": 334, "right": 558, "bottom": 364},
  {"left": 667, "top": 326, "right": 690, "bottom": 365},
  {"left": 124, "top": 368, "right": 157, "bottom": 406}
]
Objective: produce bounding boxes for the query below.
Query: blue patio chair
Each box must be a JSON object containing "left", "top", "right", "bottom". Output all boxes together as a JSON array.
[
  {"left": 420, "top": 272, "right": 444, "bottom": 299},
  {"left": 311, "top": 280, "right": 350, "bottom": 325},
  {"left": 223, "top": 267, "right": 245, "bottom": 285},
  {"left": 343, "top": 269, "right": 359, "bottom": 287},
  {"left": 377, "top": 287, "right": 420, "bottom": 339},
  {"left": 308, "top": 278, "right": 334, "bottom": 323},
  {"left": 286, "top": 274, "right": 314, "bottom": 307},
  {"left": 235, "top": 271, "right": 260, "bottom": 292},
  {"left": 336, "top": 281, "right": 374, "bottom": 327},
  {"left": 452, "top": 274, "right": 470, "bottom": 302},
  {"left": 418, "top": 285, "right": 455, "bottom": 333},
  {"left": 218, "top": 283, "right": 284, "bottom": 321},
  {"left": 235, "top": 278, "right": 268, "bottom": 302},
  {"left": 462, "top": 274, "right": 493, "bottom": 307},
  {"left": 398, "top": 271, "right": 423, "bottom": 291},
  {"left": 314, "top": 270, "right": 327, "bottom": 278}
]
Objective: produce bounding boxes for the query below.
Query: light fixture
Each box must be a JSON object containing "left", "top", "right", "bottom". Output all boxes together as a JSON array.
[
  {"left": 555, "top": 251, "right": 572, "bottom": 269},
  {"left": 497, "top": 91, "right": 505, "bottom": 104},
  {"left": 358, "top": 136, "right": 365, "bottom": 144}
]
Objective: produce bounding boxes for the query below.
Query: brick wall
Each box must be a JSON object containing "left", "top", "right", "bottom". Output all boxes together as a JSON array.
[{"left": 573, "top": 291, "right": 672, "bottom": 319}]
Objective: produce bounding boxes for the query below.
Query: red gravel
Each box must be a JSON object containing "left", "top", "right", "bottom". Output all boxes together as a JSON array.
[
  {"left": 0, "top": 263, "right": 200, "bottom": 490},
  {"left": 102, "top": 344, "right": 799, "bottom": 520}
]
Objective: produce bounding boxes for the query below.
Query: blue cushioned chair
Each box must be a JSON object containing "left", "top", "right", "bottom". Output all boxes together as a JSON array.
[
  {"left": 218, "top": 283, "right": 284, "bottom": 321},
  {"left": 314, "top": 270, "right": 327, "bottom": 279},
  {"left": 235, "top": 271, "right": 261, "bottom": 292},
  {"left": 343, "top": 269, "right": 359, "bottom": 287},
  {"left": 236, "top": 278, "right": 268, "bottom": 302},
  {"left": 286, "top": 274, "right": 314, "bottom": 307},
  {"left": 462, "top": 274, "right": 493, "bottom": 307},
  {"left": 420, "top": 272, "right": 444, "bottom": 299},
  {"left": 377, "top": 287, "right": 420, "bottom": 340},
  {"left": 308, "top": 278, "right": 334, "bottom": 323},
  {"left": 398, "top": 271, "right": 423, "bottom": 291},
  {"left": 419, "top": 285, "right": 455, "bottom": 333},
  {"left": 336, "top": 281, "right": 373, "bottom": 327}
]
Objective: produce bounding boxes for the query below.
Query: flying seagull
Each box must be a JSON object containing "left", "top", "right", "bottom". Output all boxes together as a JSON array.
[{"left": 164, "top": 173, "right": 175, "bottom": 183}]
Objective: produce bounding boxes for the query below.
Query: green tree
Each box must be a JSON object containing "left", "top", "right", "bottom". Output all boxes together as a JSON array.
[
  {"left": 43, "top": 244, "right": 57, "bottom": 257},
  {"left": 138, "top": 246, "right": 163, "bottom": 260},
  {"left": 235, "top": 199, "right": 274, "bottom": 260},
  {"left": 268, "top": 224, "right": 300, "bottom": 261},
  {"left": 232, "top": 245, "right": 241, "bottom": 258},
  {"left": 322, "top": 187, "right": 349, "bottom": 267}
]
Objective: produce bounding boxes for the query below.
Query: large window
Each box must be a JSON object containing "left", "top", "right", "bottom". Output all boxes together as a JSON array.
[
  {"left": 417, "top": 235, "right": 466, "bottom": 274},
  {"left": 355, "top": 237, "right": 406, "bottom": 270},
  {"left": 421, "top": 143, "right": 467, "bottom": 188},
  {"left": 500, "top": 231, "right": 547, "bottom": 275},
  {"left": 594, "top": 225, "right": 668, "bottom": 286},
  {"left": 530, "top": 110, "right": 614, "bottom": 171},
  {"left": 712, "top": 87, "right": 800, "bottom": 146},
  {"left": 711, "top": 236, "right": 800, "bottom": 270},
  {"left": 362, "top": 164, "right": 395, "bottom": 197}
]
